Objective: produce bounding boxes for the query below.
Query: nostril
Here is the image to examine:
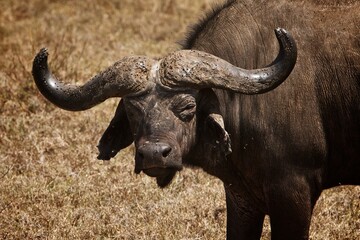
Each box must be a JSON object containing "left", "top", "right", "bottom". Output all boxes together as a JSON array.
[
  {"left": 137, "top": 143, "right": 172, "bottom": 160},
  {"left": 162, "top": 146, "right": 172, "bottom": 158}
]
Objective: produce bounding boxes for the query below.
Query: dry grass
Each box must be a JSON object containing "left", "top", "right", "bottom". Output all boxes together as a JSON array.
[{"left": 0, "top": 0, "right": 359, "bottom": 239}]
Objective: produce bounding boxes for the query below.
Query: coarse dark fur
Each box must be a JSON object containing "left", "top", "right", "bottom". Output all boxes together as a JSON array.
[{"left": 175, "top": 0, "right": 360, "bottom": 239}]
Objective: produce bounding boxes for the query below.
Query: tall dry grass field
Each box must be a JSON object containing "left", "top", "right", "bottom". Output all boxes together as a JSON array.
[{"left": 0, "top": 0, "right": 359, "bottom": 239}]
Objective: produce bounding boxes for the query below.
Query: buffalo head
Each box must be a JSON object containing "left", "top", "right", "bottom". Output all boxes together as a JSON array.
[{"left": 32, "top": 28, "right": 297, "bottom": 187}]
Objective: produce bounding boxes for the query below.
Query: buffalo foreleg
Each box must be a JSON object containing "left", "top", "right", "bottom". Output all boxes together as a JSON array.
[
  {"left": 266, "top": 176, "right": 321, "bottom": 240},
  {"left": 225, "top": 187, "right": 265, "bottom": 240}
]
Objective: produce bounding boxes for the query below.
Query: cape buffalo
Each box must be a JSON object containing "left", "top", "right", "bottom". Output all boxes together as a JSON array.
[{"left": 32, "top": 0, "right": 359, "bottom": 239}]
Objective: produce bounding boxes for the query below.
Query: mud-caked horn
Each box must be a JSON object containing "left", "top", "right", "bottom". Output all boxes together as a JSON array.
[
  {"left": 32, "top": 48, "right": 155, "bottom": 111},
  {"left": 159, "top": 28, "right": 297, "bottom": 94}
]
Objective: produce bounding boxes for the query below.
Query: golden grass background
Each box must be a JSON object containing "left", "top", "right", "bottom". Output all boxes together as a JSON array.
[{"left": 0, "top": 0, "right": 359, "bottom": 239}]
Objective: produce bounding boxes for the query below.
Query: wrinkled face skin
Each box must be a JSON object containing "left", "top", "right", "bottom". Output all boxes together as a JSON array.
[
  {"left": 97, "top": 87, "right": 231, "bottom": 188},
  {"left": 123, "top": 87, "right": 199, "bottom": 187}
]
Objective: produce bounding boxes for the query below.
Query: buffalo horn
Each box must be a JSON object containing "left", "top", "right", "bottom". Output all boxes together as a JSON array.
[
  {"left": 32, "top": 48, "right": 154, "bottom": 111},
  {"left": 159, "top": 28, "right": 297, "bottom": 94}
]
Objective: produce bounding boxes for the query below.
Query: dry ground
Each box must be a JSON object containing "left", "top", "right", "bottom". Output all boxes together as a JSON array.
[{"left": 0, "top": 0, "right": 359, "bottom": 239}]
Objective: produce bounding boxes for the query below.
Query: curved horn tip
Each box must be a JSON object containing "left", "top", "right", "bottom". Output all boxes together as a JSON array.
[
  {"left": 274, "top": 28, "right": 296, "bottom": 50},
  {"left": 274, "top": 27, "right": 289, "bottom": 38},
  {"left": 33, "top": 48, "right": 49, "bottom": 70},
  {"left": 275, "top": 27, "right": 287, "bottom": 34},
  {"left": 36, "top": 48, "right": 49, "bottom": 60}
]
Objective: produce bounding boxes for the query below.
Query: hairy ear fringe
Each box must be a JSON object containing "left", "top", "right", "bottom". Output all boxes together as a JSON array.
[{"left": 97, "top": 100, "right": 134, "bottom": 160}]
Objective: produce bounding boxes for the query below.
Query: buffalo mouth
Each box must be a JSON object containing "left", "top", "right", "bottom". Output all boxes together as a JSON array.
[
  {"left": 139, "top": 167, "right": 179, "bottom": 188},
  {"left": 143, "top": 167, "right": 173, "bottom": 177}
]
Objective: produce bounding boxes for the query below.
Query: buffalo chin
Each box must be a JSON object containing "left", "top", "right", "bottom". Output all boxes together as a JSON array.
[
  {"left": 156, "top": 171, "right": 177, "bottom": 188},
  {"left": 142, "top": 168, "right": 177, "bottom": 188}
]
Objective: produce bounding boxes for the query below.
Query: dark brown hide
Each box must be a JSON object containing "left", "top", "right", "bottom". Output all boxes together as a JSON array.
[{"left": 180, "top": 0, "right": 359, "bottom": 239}]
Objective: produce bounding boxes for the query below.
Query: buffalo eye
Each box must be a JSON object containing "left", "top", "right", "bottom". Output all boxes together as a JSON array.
[{"left": 171, "top": 97, "right": 196, "bottom": 122}]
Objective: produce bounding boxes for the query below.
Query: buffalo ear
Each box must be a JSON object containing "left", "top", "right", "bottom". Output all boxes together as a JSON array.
[
  {"left": 197, "top": 89, "right": 232, "bottom": 158},
  {"left": 203, "top": 113, "right": 232, "bottom": 157},
  {"left": 97, "top": 100, "right": 134, "bottom": 160}
]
